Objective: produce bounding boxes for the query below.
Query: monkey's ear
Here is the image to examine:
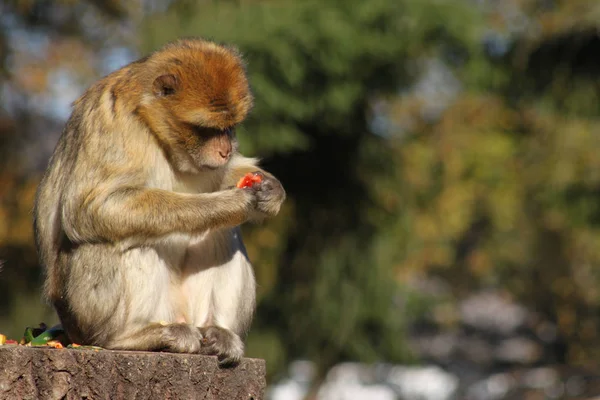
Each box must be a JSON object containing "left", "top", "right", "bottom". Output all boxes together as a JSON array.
[{"left": 153, "top": 74, "right": 179, "bottom": 97}]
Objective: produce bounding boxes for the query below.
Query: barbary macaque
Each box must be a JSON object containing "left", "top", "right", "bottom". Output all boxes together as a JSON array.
[{"left": 33, "top": 38, "right": 285, "bottom": 365}]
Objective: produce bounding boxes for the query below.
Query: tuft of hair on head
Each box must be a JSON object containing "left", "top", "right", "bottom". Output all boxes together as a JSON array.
[{"left": 148, "top": 37, "right": 254, "bottom": 130}]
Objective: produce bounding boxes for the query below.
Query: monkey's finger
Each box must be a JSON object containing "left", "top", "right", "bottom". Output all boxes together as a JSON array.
[{"left": 258, "top": 179, "right": 275, "bottom": 191}]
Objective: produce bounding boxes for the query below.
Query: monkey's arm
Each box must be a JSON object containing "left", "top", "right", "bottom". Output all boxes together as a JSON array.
[
  {"left": 62, "top": 187, "right": 255, "bottom": 244},
  {"left": 223, "top": 154, "right": 286, "bottom": 219}
]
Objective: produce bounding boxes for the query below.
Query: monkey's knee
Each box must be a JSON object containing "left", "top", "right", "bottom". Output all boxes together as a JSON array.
[{"left": 198, "top": 326, "right": 244, "bottom": 367}]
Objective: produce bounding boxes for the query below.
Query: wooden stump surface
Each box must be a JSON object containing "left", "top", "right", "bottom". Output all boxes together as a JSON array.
[{"left": 0, "top": 346, "right": 266, "bottom": 400}]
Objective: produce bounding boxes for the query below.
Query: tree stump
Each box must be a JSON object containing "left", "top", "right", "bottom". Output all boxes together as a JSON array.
[{"left": 0, "top": 346, "right": 266, "bottom": 400}]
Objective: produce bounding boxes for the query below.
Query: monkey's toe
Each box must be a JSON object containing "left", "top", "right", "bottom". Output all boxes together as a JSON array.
[{"left": 197, "top": 326, "right": 244, "bottom": 367}]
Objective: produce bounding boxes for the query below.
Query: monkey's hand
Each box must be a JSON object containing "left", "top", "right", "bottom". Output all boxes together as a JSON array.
[{"left": 244, "top": 171, "right": 285, "bottom": 221}]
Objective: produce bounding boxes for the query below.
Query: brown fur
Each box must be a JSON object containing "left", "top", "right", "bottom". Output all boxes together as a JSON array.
[{"left": 33, "top": 38, "right": 285, "bottom": 366}]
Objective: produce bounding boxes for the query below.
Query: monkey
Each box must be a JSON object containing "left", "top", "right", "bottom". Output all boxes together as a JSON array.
[{"left": 33, "top": 38, "right": 286, "bottom": 366}]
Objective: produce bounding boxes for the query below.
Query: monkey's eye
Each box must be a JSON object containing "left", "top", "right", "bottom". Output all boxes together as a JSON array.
[{"left": 162, "top": 86, "right": 176, "bottom": 96}]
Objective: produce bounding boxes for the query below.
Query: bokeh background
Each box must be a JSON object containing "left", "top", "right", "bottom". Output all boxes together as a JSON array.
[{"left": 2, "top": 0, "right": 600, "bottom": 399}]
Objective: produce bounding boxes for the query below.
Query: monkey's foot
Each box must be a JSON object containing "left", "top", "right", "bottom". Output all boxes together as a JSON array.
[
  {"left": 197, "top": 326, "right": 244, "bottom": 367},
  {"left": 160, "top": 323, "right": 204, "bottom": 353},
  {"left": 108, "top": 323, "right": 203, "bottom": 354}
]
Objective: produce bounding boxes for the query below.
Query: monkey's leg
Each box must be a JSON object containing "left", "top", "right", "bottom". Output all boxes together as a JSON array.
[
  {"left": 104, "top": 247, "right": 205, "bottom": 353},
  {"left": 63, "top": 244, "right": 203, "bottom": 354},
  {"left": 185, "top": 227, "right": 256, "bottom": 366}
]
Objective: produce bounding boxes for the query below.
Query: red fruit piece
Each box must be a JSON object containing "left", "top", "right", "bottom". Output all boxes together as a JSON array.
[{"left": 236, "top": 172, "right": 262, "bottom": 189}]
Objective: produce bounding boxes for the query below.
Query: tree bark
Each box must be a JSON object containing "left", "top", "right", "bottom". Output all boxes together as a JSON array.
[{"left": 0, "top": 346, "right": 266, "bottom": 400}]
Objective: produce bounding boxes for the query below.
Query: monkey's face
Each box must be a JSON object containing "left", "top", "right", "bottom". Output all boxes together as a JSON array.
[
  {"left": 146, "top": 43, "right": 254, "bottom": 171},
  {"left": 181, "top": 125, "right": 238, "bottom": 170}
]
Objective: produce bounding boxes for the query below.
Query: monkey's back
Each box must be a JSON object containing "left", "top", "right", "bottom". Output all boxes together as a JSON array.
[{"left": 33, "top": 60, "right": 144, "bottom": 303}]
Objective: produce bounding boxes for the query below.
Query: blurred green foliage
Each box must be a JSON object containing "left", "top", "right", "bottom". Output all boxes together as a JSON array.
[
  {"left": 141, "top": 0, "right": 483, "bottom": 377},
  {"left": 2, "top": 0, "right": 600, "bottom": 385}
]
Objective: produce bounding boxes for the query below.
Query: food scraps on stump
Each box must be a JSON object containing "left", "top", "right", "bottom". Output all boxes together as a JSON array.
[{"left": 0, "top": 323, "right": 102, "bottom": 351}]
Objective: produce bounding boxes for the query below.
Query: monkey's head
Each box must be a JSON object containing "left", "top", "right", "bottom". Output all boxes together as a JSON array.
[{"left": 139, "top": 39, "right": 254, "bottom": 172}]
